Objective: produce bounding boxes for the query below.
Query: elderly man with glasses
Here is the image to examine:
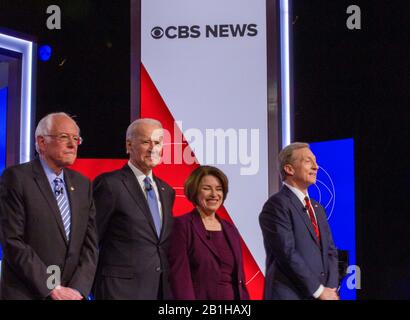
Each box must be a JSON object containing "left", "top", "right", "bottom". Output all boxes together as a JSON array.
[{"left": 0, "top": 112, "right": 98, "bottom": 300}]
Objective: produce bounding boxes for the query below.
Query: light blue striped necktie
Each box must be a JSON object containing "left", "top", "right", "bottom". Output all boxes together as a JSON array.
[
  {"left": 53, "top": 177, "right": 71, "bottom": 240},
  {"left": 143, "top": 176, "right": 162, "bottom": 237}
]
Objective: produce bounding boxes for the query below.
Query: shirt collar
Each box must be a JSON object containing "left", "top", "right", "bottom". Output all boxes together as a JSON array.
[
  {"left": 39, "top": 157, "right": 65, "bottom": 186},
  {"left": 283, "top": 182, "right": 309, "bottom": 206},
  {"left": 127, "top": 160, "right": 154, "bottom": 184}
]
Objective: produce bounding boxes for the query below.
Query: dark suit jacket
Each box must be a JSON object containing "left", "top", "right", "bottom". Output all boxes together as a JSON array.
[
  {"left": 92, "top": 164, "right": 175, "bottom": 300},
  {"left": 0, "top": 158, "right": 98, "bottom": 300},
  {"left": 168, "top": 209, "right": 249, "bottom": 300},
  {"left": 259, "top": 185, "right": 339, "bottom": 300}
]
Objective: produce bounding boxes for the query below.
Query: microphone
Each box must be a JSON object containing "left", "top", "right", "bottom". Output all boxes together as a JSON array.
[{"left": 54, "top": 187, "right": 64, "bottom": 196}]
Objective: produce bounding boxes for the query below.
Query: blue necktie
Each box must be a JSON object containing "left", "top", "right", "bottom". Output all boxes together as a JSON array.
[
  {"left": 53, "top": 178, "right": 71, "bottom": 240},
  {"left": 143, "top": 177, "right": 161, "bottom": 237}
]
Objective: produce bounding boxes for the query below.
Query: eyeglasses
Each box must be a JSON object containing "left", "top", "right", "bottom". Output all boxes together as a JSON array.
[{"left": 45, "top": 133, "right": 83, "bottom": 145}]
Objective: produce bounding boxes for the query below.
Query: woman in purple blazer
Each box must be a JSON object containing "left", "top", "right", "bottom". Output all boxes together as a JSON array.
[{"left": 168, "top": 165, "right": 249, "bottom": 300}]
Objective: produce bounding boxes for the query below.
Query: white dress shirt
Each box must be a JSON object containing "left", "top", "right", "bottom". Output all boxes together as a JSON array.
[{"left": 283, "top": 182, "right": 318, "bottom": 222}]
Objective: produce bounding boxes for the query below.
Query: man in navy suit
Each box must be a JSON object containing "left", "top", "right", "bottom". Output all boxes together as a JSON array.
[
  {"left": 259, "top": 142, "right": 339, "bottom": 300},
  {"left": 92, "top": 118, "right": 175, "bottom": 300}
]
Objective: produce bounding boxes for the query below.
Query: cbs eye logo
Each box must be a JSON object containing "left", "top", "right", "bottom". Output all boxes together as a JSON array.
[{"left": 151, "top": 26, "right": 164, "bottom": 39}]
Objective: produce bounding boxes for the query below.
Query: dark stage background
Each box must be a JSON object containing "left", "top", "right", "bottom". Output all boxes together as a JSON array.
[{"left": 0, "top": 0, "right": 408, "bottom": 299}]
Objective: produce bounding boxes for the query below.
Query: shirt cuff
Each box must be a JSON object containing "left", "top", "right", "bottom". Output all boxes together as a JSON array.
[{"left": 313, "top": 285, "right": 324, "bottom": 299}]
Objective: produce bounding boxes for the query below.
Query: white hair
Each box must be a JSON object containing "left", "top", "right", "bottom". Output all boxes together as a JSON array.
[
  {"left": 35, "top": 112, "right": 80, "bottom": 153},
  {"left": 126, "top": 118, "right": 163, "bottom": 140}
]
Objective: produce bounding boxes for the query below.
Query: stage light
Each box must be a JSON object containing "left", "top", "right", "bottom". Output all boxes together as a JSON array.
[{"left": 38, "top": 44, "right": 52, "bottom": 61}]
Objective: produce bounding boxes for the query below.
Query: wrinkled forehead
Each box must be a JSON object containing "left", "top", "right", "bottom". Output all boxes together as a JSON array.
[
  {"left": 50, "top": 116, "right": 79, "bottom": 134},
  {"left": 293, "top": 147, "right": 316, "bottom": 161},
  {"left": 135, "top": 124, "right": 163, "bottom": 140}
]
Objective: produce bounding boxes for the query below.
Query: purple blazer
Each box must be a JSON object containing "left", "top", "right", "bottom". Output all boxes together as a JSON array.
[{"left": 168, "top": 209, "right": 249, "bottom": 300}]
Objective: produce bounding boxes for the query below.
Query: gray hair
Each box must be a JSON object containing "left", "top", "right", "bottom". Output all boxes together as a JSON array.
[
  {"left": 126, "top": 118, "right": 163, "bottom": 140},
  {"left": 278, "top": 142, "right": 310, "bottom": 180},
  {"left": 35, "top": 112, "right": 80, "bottom": 153}
]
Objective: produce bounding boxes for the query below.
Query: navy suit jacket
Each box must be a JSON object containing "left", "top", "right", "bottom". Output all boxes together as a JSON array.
[
  {"left": 259, "top": 185, "right": 339, "bottom": 300},
  {"left": 168, "top": 209, "right": 249, "bottom": 300},
  {"left": 92, "top": 164, "right": 175, "bottom": 300}
]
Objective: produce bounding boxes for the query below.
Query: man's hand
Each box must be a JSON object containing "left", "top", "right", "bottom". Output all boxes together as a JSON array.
[
  {"left": 318, "top": 287, "right": 340, "bottom": 300},
  {"left": 50, "top": 286, "right": 83, "bottom": 300}
]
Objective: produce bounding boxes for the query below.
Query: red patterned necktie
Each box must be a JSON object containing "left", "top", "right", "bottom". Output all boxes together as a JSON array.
[{"left": 304, "top": 196, "right": 320, "bottom": 241}]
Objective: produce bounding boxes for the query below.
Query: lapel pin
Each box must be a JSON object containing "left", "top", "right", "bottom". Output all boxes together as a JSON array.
[
  {"left": 314, "top": 204, "right": 318, "bottom": 208},
  {"left": 161, "top": 187, "right": 165, "bottom": 191},
  {"left": 70, "top": 186, "right": 75, "bottom": 191}
]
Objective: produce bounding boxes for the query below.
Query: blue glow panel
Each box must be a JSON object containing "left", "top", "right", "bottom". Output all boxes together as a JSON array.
[
  {"left": 309, "top": 138, "right": 356, "bottom": 300},
  {"left": 0, "top": 87, "right": 7, "bottom": 176},
  {"left": 0, "top": 32, "right": 34, "bottom": 163},
  {"left": 0, "top": 86, "right": 6, "bottom": 261}
]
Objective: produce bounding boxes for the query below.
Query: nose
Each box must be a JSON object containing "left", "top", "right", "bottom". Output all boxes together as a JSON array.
[
  {"left": 210, "top": 188, "right": 219, "bottom": 198},
  {"left": 312, "top": 161, "right": 319, "bottom": 170},
  {"left": 66, "top": 137, "right": 75, "bottom": 147},
  {"left": 147, "top": 141, "right": 155, "bottom": 151}
]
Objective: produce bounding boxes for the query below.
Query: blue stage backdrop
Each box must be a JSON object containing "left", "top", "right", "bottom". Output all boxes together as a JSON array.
[
  {"left": 309, "top": 138, "right": 356, "bottom": 300},
  {"left": 0, "top": 87, "right": 6, "bottom": 175},
  {"left": 0, "top": 86, "right": 7, "bottom": 261}
]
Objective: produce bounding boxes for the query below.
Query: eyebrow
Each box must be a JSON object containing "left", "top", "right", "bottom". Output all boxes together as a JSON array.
[
  {"left": 201, "top": 184, "right": 222, "bottom": 188},
  {"left": 139, "top": 136, "right": 162, "bottom": 141},
  {"left": 50, "top": 131, "right": 79, "bottom": 135}
]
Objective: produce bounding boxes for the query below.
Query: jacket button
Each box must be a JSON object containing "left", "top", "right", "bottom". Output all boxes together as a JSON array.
[
  {"left": 155, "top": 267, "right": 161, "bottom": 272},
  {"left": 239, "top": 280, "right": 243, "bottom": 284},
  {"left": 321, "top": 272, "right": 325, "bottom": 276}
]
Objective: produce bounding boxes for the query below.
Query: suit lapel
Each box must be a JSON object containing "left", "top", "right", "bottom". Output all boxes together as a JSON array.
[
  {"left": 191, "top": 210, "right": 220, "bottom": 260},
  {"left": 121, "top": 165, "right": 158, "bottom": 238},
  {"left": 153, "top": 176, "right": 171, "bottom": 241},
  {"left": 32, "top": 159, "right": 68, "bottom": 245},
  {"left": 283, "top": 186, "right": 320, "bottom": 247}
]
